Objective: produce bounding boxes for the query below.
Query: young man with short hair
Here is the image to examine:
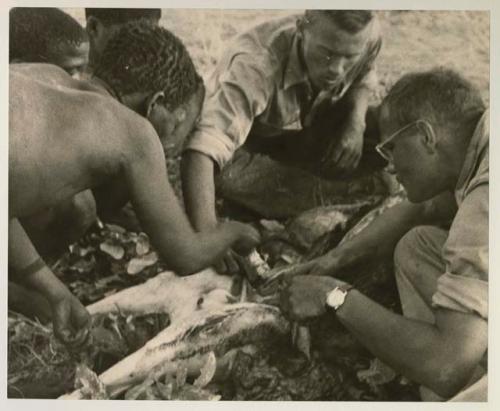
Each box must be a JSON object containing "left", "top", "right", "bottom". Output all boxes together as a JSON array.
[
  {"left": 281, "top": 69, "right": 488, "bottom": 401},
  {"left": 182, "top": 10, "right": 387, "bottom": 274},
  {"left": 85, "top": 8, "right": 161, "bottom": 72},
  {"left": 9, "top": 7, "right": 89, "bottom": 76},
  {"left": 9, "top": 22, "right": 260, "bottom": 347}
]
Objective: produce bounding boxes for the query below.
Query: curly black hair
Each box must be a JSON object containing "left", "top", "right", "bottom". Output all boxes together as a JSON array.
[
  {"left": 85, "top": 8, "right": 161, "bottom": 26},
  {"left": 9, "top": 7, "right": 88, "bottom": 62},
  {"left": 94, "top": 21, "right": 202, "bottom": 111}
]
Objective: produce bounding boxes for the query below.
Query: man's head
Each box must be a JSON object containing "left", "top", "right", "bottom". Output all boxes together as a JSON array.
[
  {"left": 297, "top": 10, "right": 375, "bottom": 91},
  {"left": 94, "top": 21, "right": 204, "bottom": 150},
  {"left": 378, "top": 68, "right": 486, "bottom": 202},
  {"left": 85, "top": 8, "right": 161, "bottom": 68},
  {"left": 10, "top": 7, "right": 89, "bottom": 76}
]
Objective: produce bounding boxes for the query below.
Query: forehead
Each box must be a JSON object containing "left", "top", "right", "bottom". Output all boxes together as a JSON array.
[
  {"left": 305, "top": 15, "right": 372, "bottom": 53},
  {"left": 50, "top": 41, "right": 89, "bottom": 68}
]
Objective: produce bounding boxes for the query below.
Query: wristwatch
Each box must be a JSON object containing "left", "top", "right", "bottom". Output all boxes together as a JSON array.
[{"left": 325, "top": 285, "right": 353, "bottom": 312}]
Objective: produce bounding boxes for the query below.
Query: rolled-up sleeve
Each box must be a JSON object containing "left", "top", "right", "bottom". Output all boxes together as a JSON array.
[
  {"left": 185, "top": 54, "right": 275, "bottom": 169},
  {"left": 432, "top": 184, "right": 489, "bottom": 319}
]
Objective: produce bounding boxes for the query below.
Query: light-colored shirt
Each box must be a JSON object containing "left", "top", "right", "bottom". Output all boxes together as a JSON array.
[
  {"left": 432, "top": 110, "right": 489, "bottom": 319},
  {"left": 185, "top": 14, "right": 382, "bottom": 169}
]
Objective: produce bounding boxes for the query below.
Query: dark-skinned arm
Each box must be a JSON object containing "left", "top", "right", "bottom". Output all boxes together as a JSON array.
[
  {"left": 124, "top": 126, "right": 259, "bottom": 276},
  {"left": 8, "top": 218, "right": 90, "bottom": 344},
  {"left": 181, "top": 150, "right": 218, "bottom": 232}
]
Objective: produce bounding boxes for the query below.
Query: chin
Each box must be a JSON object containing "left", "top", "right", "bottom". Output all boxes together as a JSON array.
[{"left": 405, "top": 186, "right": 440, "bottom": 204}]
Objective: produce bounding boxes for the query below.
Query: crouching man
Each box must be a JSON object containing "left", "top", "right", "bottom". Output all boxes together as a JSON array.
[
  {"left": 281, "top": 69, "right": 488, "bottom": 401},
  {"left": 9, "top": 22, "right": 260, "bottom": 346}
]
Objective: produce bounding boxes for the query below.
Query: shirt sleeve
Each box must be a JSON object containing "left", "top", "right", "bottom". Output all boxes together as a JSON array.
[
  {"left": 432, "top": 184, "right": 489, "bottom": 319},
  {"left": 184, "top": 53, "right": 275, "bottom": 169}
]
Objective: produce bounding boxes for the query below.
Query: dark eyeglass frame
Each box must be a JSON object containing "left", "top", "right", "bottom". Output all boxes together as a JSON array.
[{"left": 375, "top": 119, "right": 431, "bottom": 163}]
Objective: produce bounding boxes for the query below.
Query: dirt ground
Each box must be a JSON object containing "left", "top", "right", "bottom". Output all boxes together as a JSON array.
[{"left": 8, "top": 8, "right": 490, "bottom": 401}]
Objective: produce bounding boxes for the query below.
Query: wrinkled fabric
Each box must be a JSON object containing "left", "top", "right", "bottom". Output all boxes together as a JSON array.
[
  {"left": 432, "top": 110, "right": 489, "bottom": 318},
  {"left": 185, "top": 14, "right": 382, "bottom": 169}
]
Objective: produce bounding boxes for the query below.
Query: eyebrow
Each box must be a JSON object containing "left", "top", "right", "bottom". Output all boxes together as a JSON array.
[{"left": 318, "top": 46, "right": 362, "bottom": 58}]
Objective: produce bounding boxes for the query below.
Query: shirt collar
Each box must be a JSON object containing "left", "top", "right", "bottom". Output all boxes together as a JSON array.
[{"left": 282, "top": 33, "right": 311, "bottom": 91}]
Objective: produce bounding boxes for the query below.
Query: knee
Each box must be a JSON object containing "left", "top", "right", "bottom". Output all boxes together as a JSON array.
[
  {"left": 394, "top": 226, "right": 431, "bottom": 276},
  {"left": 394, "top": 225, "right": 446, "bottom": 278}
]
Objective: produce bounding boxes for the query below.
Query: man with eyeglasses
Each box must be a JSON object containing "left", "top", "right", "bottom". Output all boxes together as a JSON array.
[
  {"left": 281, "top": 68, "right": 488, "bottom": 401},
  {"left": 182, "top": 10, "right": 387, "bottom": 274}
]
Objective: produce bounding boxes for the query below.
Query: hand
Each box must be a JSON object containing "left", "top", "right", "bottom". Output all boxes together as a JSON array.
[
  {"left": 214, "top": 249, "right": 243, "bottom": 275},
  {"left": 228, "top": 222, "right": 261, "bottom": 255},
  {"left": 322, "top": 121, "right": 365, "bottom": 174},
  {"left": 50, "top": 290, "right": 91, "bottom": 348},
  {"left": 280, "top": 275, "right": 348, "bottom": 322}
]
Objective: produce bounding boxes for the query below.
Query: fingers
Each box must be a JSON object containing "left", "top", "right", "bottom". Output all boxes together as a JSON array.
[
  {"left": 52, "top": 302, "right": 71, "bottom": 344},
  {"left": 335, "top": 146, "right": 362, "bottom": 172},
  {"left": 215, "top": 259, "right": 229, "bottom": 274},
  {"left": 282, "top": 261, "right": 314, "bottom": 280},
  {"left": 225, "top": 252, "right": 242, "bottom": 274},
  {"left": 215, "top": 251, "right": 241, "bottom": 275}
]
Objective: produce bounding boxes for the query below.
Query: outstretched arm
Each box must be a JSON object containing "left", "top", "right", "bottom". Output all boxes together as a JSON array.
[
  {"left": 8, "top": 218, "right": 90, "bottom": 345},
  {"left": 124, "top": 128, "right": 259, "bottom": 276},
  {"left": 290, "top": 192, "right": 457, "bottom": 278}
]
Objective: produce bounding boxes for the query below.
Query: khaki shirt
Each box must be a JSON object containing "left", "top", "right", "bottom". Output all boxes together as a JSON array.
[
  {"left": 432, "top": 110, "right": 489, "bottom": 319},
  {"left": 185, "top": 14, "right": 382, "bottom": 169}
]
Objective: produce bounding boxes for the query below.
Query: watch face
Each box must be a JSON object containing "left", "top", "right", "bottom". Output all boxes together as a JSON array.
[{"left": 326, "top": 287, "right": 346, "bottom": 309}]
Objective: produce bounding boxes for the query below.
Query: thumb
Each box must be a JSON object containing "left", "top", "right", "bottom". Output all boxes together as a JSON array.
[{"left": 52, "top": 303, "right": 71, "bottom": 342}]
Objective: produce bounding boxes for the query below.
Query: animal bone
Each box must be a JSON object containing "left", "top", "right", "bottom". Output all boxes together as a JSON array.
[{"left": 62, "top": 303, "right": 288, "bottom": 399}]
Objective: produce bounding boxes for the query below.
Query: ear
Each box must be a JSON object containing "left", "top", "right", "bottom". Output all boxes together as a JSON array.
[
  {"left": 173, "top": 106, "right": 187, "bottom": 125},
  {"left": 420, "top": 121, "right": 438, "bottom": 153},
  {"left": 146, "top": 91, "right": 165, "bottom": 118},
  {"left": 86, "top": 16, "right": 101, "bottom": 38},
  {"left": 296, "top": 17, "right": 305, "bottom": 35}
]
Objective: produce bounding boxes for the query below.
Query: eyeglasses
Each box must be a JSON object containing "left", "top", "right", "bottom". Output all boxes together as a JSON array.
[{"left": 375, "top": 119, "right": 431, "bottom": 163}]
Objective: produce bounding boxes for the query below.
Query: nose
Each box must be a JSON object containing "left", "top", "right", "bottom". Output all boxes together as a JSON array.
[
  {"left": 385, "top": 162, "right": 397, "bottom": 174},
  {"left": 328, "top": 57, "right": 345, "bottom": 77}
]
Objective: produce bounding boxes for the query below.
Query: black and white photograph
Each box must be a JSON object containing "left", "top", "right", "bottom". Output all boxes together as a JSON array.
[{"left": 3, "top": 0, "right": 495, "bottom": 405}]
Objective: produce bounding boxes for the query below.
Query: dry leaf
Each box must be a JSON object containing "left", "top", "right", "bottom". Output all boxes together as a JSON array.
[
  {"left": 135, "top": 233, "right": 150, "bottom": 256},
  {"left": 99, "top": 241, "right": 125, "bottom": 260},
  {"left": 193, "top": 352, "right": 217, "bottom": 388},
  {"left": 74, "top": 363, "right": 108, "bottom": 399},
  {"left": 127, "top": 252, "right": 158, "bottom": 275}
]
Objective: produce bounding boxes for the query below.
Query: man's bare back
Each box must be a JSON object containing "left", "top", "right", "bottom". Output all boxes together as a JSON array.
[
  {"left": 8, "top": 22, "right": 260, "bottom": 348},
  {"left": 9, "top": 64, "right": 150, "bottom": 218}
]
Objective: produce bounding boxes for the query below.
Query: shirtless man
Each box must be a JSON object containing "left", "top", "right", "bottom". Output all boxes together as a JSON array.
[{"left": 9, "top": 22, "right": 259, "bottom": 346}]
